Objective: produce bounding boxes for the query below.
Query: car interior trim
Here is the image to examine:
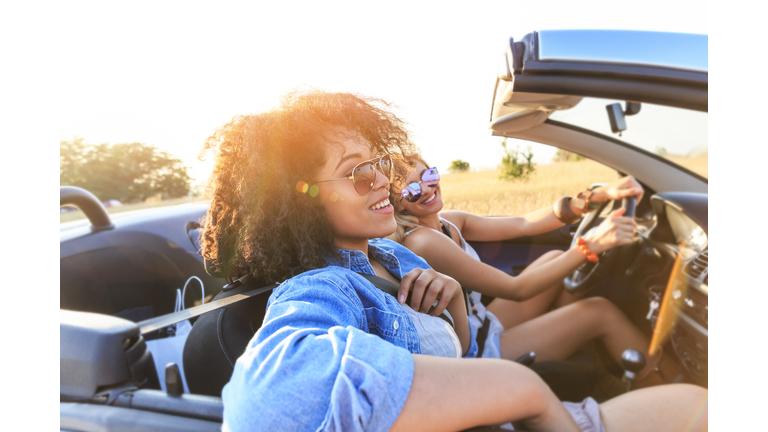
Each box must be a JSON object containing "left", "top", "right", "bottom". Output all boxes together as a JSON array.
[
  {"left": 651, "top": 193, "right": 708, "bottom": 234},
  {"left": 678, "top": 312, "right": 708, "bottom": 338}
]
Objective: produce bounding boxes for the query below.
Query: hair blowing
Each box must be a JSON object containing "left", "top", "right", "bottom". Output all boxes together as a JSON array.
[{"left": 198, "top": 90, "right": 416, "bottom": 282}]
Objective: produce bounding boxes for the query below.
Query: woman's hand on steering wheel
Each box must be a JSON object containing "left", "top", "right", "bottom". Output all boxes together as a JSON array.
[
  {"left": 591, "top": 176, "right": 644, "bottom": 204},
  {"left": 398, "top": 268, "right": 462, "bottom": 316},
  {"left": 583, "top": 207, "right": 638, "bottom": 255}
]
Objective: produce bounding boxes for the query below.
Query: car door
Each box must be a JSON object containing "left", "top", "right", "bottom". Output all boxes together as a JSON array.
[{"left": 468, "top": 222, "right": 576, "bottom": 278}]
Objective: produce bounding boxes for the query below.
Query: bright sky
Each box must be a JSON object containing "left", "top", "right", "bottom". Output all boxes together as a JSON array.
[{"left": 57, "top": 1, "right": 707, "bottom": 184}]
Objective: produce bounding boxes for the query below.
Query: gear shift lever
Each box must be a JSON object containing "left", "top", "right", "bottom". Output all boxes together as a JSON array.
[{"left": 621, "top": 349, "right": 646, "bottom": 392}]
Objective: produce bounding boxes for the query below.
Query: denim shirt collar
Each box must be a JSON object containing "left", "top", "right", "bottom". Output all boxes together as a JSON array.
[{"left": 330, "top": 240, "right": 404, "bottom": 279}]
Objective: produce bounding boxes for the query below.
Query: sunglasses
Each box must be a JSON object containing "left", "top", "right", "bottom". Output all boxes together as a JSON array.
[
  {"left": 316, "top": 154, "right": 393, "bottom": 196},
  {"left": 400, "top": 167, "right": 440, "bottom": 202}
]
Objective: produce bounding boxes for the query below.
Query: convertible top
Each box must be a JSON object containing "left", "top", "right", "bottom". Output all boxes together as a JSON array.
[{"left": 491, "top": 30, "right": 708, "bottom": 127}]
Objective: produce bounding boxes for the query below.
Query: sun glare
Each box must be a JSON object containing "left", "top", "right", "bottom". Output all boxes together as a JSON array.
[{"left": 649, "top": 243, "right": 689, "bottom": 356}]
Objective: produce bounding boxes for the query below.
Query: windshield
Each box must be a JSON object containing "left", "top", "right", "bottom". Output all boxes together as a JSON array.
[{"left": 549, "top": 98, "right": 707, "bottom": 179}]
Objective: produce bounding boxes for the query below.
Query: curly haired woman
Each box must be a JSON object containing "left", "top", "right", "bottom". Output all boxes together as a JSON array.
[{"left": 199, "top": 89, "right": 707, "bottom": 432}]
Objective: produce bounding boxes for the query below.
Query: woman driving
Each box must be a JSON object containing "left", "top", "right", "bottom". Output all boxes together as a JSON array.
[
  {"left": 200, "top": 90, "right": 707, "bottom": 432},
  {"left": 389, "top": 155, "right": 680, "bottom": 385}
]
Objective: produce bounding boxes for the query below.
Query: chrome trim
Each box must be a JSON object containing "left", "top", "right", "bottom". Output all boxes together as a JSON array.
[
  {"left": 678, "top": 312, "right": 708, "bottom": 337},
  {"left": 537, "top": 30, "right": 708, "bottom": 73}
]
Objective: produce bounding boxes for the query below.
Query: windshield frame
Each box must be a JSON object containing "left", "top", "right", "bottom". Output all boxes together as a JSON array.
[{"left": 544, "top": 118, "right": 708, "bottom": 184}]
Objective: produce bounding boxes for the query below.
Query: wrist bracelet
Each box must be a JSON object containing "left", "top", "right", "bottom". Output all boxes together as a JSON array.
[
  {"left": 576, "top": 237, "right": 599, "bottom": 262},
  {"left": 554, "top": 197, "right": 581, "bottom": 225}
]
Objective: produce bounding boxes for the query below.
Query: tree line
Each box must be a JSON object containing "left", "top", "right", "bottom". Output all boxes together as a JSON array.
[{"left": 60, "top": 138, "right": 192, "bottom": 203}]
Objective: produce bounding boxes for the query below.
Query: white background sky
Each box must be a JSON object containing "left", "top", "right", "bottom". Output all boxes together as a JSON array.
[{"left": 56, "top": 1, "right": 708, "bottom": 184}]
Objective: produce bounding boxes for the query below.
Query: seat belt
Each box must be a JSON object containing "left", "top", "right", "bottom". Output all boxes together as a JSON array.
[
  {"left": 356, "top": 273, "right": 455, "bottom": 329},
  {"left": 138, "top": 279, "right": 277, "bottom": 334},
  {"left": 138, "top": 272, "right": 454, "bottom": 335}
]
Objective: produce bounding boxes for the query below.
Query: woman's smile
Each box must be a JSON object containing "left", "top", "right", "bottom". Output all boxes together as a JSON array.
[
  {"left": 421, "top": 191, "right": 437, "bottom": 206},
  {"left": 369, "top": 196, "right": 393, "bottom": 213}
]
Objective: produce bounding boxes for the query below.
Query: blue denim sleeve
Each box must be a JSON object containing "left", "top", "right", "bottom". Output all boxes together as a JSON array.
[{"left": 221, "top": 273, "right": 414, "bottom": 432}]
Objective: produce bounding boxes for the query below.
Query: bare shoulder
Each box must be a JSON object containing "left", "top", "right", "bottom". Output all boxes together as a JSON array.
[
  {"left": 439, "top": 211, "right": 472, "bottom": 230},
  {"left": 403, "top": 227, "right": 463, "bottom": 258}
]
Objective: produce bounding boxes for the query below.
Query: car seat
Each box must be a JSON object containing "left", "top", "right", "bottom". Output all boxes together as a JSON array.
[{"left": 183, "top": 275, "right": 273, "bottom": 397}]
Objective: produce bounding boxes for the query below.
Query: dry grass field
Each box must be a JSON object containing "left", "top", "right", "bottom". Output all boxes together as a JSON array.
[
  {"left": 664, "top": 152, "right": 708, "bottom": 178},
  {"left": 441, "top": 160, "right": 617, "bottom": 216},
  {"left": 441, "top": 153, "right": 706, "bottom": 216},
  {"left": 60, "top": 155, "right": 706, "bottom": 223}
]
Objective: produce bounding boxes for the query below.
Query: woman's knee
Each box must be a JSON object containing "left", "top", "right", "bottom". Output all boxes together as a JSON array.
[
  {"left": 577, "top": 297, "right": 625, "bottom": 327},
  {"left": 577, "top": 296, "right": 613, "bottom": 312}
]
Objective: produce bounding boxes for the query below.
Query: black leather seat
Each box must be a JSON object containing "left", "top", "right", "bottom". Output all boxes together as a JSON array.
[{"left": 182, "top": 277, "right": 273, "bottom": 397}]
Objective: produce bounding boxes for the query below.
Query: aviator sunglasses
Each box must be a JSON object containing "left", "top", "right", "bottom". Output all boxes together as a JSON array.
[
  {"left": 400, "top": 167, "right": 440, "bottom": 202},
  {"left": 316, "top": 154, "right": 393, "bottom": 196}
]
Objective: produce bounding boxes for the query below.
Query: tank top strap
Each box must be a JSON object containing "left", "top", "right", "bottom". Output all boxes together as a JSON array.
[
  {"left": 441, "top": 218, "right": 481, "bottom": 262},
  {"left": 440, "top": 218, "right": 466, "bottom": 245},
  {"left": 403, "top": 226, "right": 424, "bottom": 238}
]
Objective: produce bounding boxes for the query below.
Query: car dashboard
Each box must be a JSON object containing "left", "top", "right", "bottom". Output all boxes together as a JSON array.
[{"left": 628, "top": 192, "right": 708, "bottom": 386}]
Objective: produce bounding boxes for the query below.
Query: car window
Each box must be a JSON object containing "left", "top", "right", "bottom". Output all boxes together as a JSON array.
[
  {"left": 549, "top": 98, "right": 708, "bottom": 179},
  {"left": 440, "top": 143, "right": 620, "bottom": 216}
]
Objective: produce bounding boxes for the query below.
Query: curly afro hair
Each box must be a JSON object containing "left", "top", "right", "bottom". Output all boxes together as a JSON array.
[{"left": 199, "top": 89, "right": 416, "bottom": 282}]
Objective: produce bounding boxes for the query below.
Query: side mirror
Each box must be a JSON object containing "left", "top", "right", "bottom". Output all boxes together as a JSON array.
[{"left": 606, "top": 102, "right": 642, "bottom": 134}]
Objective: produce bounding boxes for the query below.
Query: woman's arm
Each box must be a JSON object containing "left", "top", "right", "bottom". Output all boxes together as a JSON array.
[
  {"left": 404, "top": 209, "right": 636, "bottom": 302},
  {"left": 391, "top": 355, "right": 581, "bottom": 432},
  {"left": 441, "top": 208, "right": 563, "bottom": 243},
  {"left": 443, "top": 175, "right": 645, "bottom": 243},
  {"left": 404, "top": 228, "right": 583, "bottom": 301}
]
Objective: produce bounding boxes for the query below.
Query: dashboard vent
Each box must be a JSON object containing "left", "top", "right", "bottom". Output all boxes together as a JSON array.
[{"left": 686, "top": 251, "right": 708, "bottom": 280}]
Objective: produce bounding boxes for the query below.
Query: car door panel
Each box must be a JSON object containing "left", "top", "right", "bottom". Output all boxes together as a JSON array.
[{"left": 467, "top": 222, "right": 580, "bottom": 276}]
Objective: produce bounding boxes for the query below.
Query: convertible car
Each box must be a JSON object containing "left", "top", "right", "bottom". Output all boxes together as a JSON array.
[{"left": 60, "top": 29, "right": 707, "bottom": 431}]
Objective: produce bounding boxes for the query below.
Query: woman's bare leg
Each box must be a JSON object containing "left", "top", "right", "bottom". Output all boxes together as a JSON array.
[
  {"left": 601, "top": 384, "right": 708, "bottom": 432},
  {"left": 487, "top": 250, "right": 572, "bottom": 329},
  {"left": 552, "top": 284, "right": 582, "bottom": 309},
  {"left": 498, "top": 297, "right": 662, "bottom": 378}
]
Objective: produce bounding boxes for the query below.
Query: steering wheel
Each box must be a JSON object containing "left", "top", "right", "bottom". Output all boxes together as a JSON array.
[{"left": 563, "top": 196, "right": 637, "bottom": 295}]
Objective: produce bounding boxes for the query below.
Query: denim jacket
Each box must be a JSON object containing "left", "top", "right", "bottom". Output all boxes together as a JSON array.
[{"left": 222, "top": 238, "right": 478, "bottom": 432}]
